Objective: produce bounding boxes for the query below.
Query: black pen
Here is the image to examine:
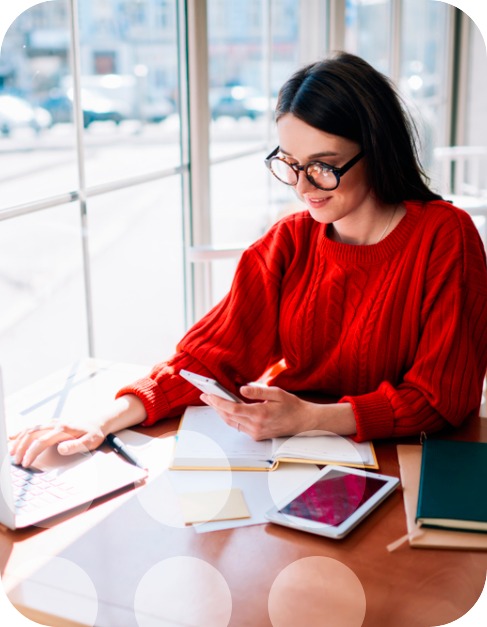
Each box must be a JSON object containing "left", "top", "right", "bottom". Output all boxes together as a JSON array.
[{"left": 105, "top": 433, "right": 146, "bottom": 470}]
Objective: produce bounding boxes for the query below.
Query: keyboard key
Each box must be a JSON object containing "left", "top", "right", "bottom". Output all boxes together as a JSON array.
[{"left": 10, "top": 460, "right": 77, "bottom": 512}]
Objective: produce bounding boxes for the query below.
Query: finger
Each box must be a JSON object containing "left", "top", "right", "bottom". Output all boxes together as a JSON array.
[
  {"left": 57, "top": 439, "right": 84, "bottom": 456},
  {"left": 233, "top": 419, "right": 250, "bottom": 435},
  {"left": 57, "top": 432, "right": 104, "bottom": 456},
  {"left": 20, "top": 440, "right": 51, "bottom": 467},
  {"left": 221, "top": 414, "right": 248, "bottom": 436},
  {"left": 202, "top": 397, "right": 252, "bottom": 434},
  {"left": 17, "top": 428, "right": 74, "bottom": 467},
  {"left": 20, "top": 439, "right": 45, "bottom": 467},
  {"left": 8, "top": 418, "right": 45, "bottom": 440},
  {"left": 9, "top": 425, "right": 42, "bottom": 441},
  {"left": 201, "top": 393, "right": 238, "bottom": 409},
  {"left": 239, "top": 384, "right": 286, "bottom": 402},
  {"left": 213, "top": 407, "right": 241, "bottom": 428},
  {"left": 219, "top": 411, "right": 242, "bottom": 432},
  {"left": 9, "top": 422, "right": 57, "bottom": 456},
  {"left": 9, "top": 425, "right": 46, "bottom": 451},
  {"left": 204, "top": 393, "right": 262, "bottom": 426},
  {"left": 10, "top": 429, "right": 45, "bottom": 462},
  {"left": 201, "top": 394, "right": 247, "bottom": 420}
]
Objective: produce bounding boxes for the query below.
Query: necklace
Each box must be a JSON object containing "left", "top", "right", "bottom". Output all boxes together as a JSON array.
[
  {"left": 333, "top": 204, "right": 399, "bottom": 244},
  {"left": 375, "top": 204, "right": 398, "bottom": 243}
]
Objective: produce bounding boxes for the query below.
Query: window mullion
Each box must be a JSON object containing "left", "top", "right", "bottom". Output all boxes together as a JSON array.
[
  {"left": 69, "top": 0, "right": 95, "bottom": 357},
  {"left": 185, "top": 0, "right": 212, "bottom": 323}
]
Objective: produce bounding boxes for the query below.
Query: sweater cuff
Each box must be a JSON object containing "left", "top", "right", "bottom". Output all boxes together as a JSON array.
[
  {"left": 339, "top": 391, "right": 394, "bottom": 442},
  {"left": 116, "top": 377, "right": 171, "bottom": 427}
]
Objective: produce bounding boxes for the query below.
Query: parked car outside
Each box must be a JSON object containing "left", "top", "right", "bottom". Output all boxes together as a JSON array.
[
  {"left": 78, "top": 89, "right": 127, "bottom": 127},
  {"left": 39, "top": 90, "right": 73, "bottom": 125},
  {"left": 210, "top": 85, "right": 272, "bottom": 120},
  {"left": 42, "top": 88, "right": 174, "bottom": 127},
  {"left": 41, "top": 88, "right": 128, "bottom": 128},
  {"left": 0, "top": 94, "right": 52, "bottom": 136},
  {"left": 140, "top": 96, "right": 175, "bottom": 123}
]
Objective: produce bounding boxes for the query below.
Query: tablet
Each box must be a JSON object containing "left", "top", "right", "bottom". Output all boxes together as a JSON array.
[{"left": 265, "top": 465, "right": 400, "bottom": 539}]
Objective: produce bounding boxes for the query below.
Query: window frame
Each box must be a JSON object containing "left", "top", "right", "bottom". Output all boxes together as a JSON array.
[{"left": 0, "top": 0, "right": 473, "bottom": 359}]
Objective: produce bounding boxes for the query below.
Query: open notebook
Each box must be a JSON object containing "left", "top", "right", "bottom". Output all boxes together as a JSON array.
[
  {"left": 171, "top": 406, "right": 378, "bottom": 471},
  {"left": 0, "top": 367, "right": 147, "bottom": 530}
]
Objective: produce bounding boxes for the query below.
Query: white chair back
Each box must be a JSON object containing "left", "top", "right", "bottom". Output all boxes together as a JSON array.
[
  {"left": 432, "top": 145, "right": 487, "bottom": 197},
  {"left": 432, "top": 146, "right": 487, "bottom": 249}
]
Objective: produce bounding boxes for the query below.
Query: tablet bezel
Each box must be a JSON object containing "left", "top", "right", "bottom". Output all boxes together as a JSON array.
[{"left": 265, "top": 465, "right": 400, "bottom": 539}]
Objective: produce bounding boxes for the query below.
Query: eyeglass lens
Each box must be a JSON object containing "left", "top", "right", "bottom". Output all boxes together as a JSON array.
[{"left": 270, "top": 159, "right": 338, "bottom": 190}]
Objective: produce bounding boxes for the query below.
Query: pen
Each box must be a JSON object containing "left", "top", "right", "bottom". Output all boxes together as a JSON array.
[{"left": 105, "top": 433, "right": 146, "bottom": 470}]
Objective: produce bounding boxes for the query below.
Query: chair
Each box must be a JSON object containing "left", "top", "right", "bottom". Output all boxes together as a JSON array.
[
  {"left": 432, "top": 146, "right": 487, "bottom": 247},
  {"left": 433, "top": 146, "right": 487, "bottom": 197},
  {"left": 187, "top": 244, "right": 247, "bottom": 315},
  {"left": 481, "top": 370, "right": 487, "bottom": 418}
]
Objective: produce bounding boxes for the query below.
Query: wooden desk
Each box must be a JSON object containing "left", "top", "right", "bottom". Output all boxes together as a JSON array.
[{"left": 1, "top": 363, "right": 486, "bottom": 627}]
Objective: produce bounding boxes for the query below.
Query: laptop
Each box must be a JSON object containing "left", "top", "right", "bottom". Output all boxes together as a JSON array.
[{"left": 0, "top": 368, "right": 147, "bottom": 530}]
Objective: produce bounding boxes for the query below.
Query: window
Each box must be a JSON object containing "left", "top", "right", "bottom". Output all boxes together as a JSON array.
[
  {"left": 345, "top": 0, "right": 392, "bottom": 73},
  {"left": 345, "top": 0, "right": 451, "bottom": 167},
  {"left": 203, "top": 0, "right": 301, "bottom": 307},
  {"left": 0, "top": 0, "right": 183, "bottom": 393},
  {"left": 400, "top": 0, "right": 450, "bottom": 167},
  {"left": 0, "top": 0, "right": 485, "bottom": 396}
]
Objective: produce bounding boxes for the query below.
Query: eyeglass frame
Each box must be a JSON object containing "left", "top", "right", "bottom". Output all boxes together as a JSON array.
[{"left": 264, "top": 146, "right": 365, "bottom": 191}]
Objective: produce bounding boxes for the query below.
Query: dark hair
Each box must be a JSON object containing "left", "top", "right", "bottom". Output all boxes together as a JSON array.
[{"left": 275, "top": 51, "right": 442, "bottom": 203}]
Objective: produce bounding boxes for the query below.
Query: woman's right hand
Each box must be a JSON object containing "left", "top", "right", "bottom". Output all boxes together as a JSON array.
[{"left": 9, "top": 393, "right": 147, "bottom": 467}]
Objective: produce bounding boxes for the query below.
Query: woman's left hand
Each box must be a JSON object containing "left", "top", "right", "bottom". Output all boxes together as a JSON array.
[{"left": 201, "top": 384, "right": 318, "bottom": 440}]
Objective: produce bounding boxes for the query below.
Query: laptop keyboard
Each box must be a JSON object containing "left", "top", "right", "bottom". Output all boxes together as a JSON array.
[{"left": 10, "top": 460, "right": 77, "bottom": 513}]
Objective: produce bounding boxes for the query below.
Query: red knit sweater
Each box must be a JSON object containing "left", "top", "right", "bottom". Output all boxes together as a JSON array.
[{"left": 117, "top": 200, "right": 487, "bottom": 441}]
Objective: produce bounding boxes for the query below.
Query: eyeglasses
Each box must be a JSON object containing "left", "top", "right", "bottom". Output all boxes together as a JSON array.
[{"left": 265, "top": 147, "right": 365, "bottom": 191}]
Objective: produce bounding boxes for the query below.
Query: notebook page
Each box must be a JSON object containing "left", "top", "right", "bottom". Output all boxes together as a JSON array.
[
  {"left": 272, "top": 432, "right": 375, "bottom": 467},
  {"left": 173, "top": 406, "right": 273, "bottom": 465}
]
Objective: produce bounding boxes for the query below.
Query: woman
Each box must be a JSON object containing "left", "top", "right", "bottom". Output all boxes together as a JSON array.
[{"left": 11, "top": 52, "right": 487, "bottom": 467}]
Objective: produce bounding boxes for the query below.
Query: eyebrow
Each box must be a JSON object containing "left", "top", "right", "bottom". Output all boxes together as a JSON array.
[{"left": 279, "top": 148, "right": 339, "bottom": 160}]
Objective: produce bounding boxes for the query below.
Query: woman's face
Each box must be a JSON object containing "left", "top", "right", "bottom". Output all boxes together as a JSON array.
[{"left": 276, "top": 113, "right": 373, "bottom": 225}]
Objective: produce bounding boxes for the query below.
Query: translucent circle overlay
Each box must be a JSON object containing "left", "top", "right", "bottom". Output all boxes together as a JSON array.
[
  {"left": 267, "top": 430, "right": 369, "bottom": 517},
  {"left": 4, "top": 556, "right": 98, "bottom": 627},
  {"left": 1, "top": 444, "right": 103, "bottom": 530},
  {"left": 268, "top": 557, "right": 366, "bottom": 627},
  {"left": 267, "top": 459, "right": 323, "bottom": 510},
  {"left": 134, "top": 556, "right": 232, "bottom": 627},
  {"left": 273, "top": 430, "right": 369, "bottom": 468},
  {"left": 135, "top": 430, "right": 233, "bottom": 528}
]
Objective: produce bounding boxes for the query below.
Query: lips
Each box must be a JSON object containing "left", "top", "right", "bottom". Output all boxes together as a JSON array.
[{"left": 304, "top": 195, "right": 331, "bottom": 209}]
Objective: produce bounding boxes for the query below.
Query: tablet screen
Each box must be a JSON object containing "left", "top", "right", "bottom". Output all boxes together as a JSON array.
[{"left": 278, "top": 468, "right": 388, "bottom": 527}]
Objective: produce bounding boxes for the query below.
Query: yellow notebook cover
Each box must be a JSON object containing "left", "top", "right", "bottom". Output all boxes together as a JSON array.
[{"left": 170, "top": 406, "right": 378, "bottom": 471}]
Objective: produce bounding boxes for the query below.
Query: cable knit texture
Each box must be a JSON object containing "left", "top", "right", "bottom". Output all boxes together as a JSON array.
[{"left": 116, "top": 200, "right": 487, "bottom": 441}]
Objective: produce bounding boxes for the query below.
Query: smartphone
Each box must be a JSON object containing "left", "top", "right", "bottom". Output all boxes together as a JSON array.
[{"left": 179, "top": 369, "right": 242, "bottom": 403}]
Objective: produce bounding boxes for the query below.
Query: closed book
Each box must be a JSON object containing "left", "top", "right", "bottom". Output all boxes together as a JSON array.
[{"left": 416, "top": 439, "right": 487, "bottom": 532}]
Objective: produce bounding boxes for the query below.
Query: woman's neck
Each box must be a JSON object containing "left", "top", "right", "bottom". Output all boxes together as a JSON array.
[{"left": 331, "top": 203, "right": 406, "bottom": 245}]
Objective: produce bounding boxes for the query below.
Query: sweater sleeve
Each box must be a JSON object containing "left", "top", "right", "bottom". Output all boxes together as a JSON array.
[
  {"left": 116, "top": 220, "right": 291, "bottom": 426},
  {"left": 342, "top": 210, "right": 487, "bottom": 441}
]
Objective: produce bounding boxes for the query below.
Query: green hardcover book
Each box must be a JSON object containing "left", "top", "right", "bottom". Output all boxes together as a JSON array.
[{"left": 416, "top": 439, "right": 487, "bottom": 532}]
